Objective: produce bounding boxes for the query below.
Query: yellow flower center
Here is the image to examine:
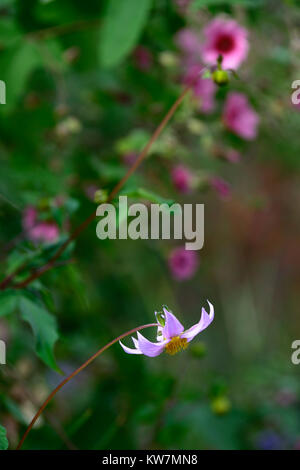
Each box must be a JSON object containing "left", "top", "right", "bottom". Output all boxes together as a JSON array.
[{"left": 165, "top": 336, "right": 188, "bottom": 355}]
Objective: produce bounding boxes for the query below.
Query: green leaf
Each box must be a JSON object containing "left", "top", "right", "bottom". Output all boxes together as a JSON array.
[
  {"left": 0, "top": 290, "right": 18, "bottom": 317},
  {"left": 19, "top": 295, "right": 60, "bottom": 372},
  {"left": 99, "top": 0, "right": 152, "bottom": 68},
  {"left": 0, "top": 424, "right": 8, "bottom": 450},
  {"left": 121, "top": 187, "right": 175, "bottom": 207},
  {"left": 191, "top": 0, "right": 263, "bottom": 8},
  {"left": 0, "top": 40, "right": 41, "bottom": 110}
]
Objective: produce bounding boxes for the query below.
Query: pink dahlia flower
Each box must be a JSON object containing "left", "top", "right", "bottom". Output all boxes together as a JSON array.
[
  {"left": 171, "top": 165, "right": 193, "bottom": 193},
  {"left": 120, "top": 302, "right": 214, "bottom": 357},
  {"left": 23, "top": 206, "right": 59, "bottom": 243},
  {"left": 168, "top": 246, "right": 198, "bottom": 280},
  {"left": 183, "top": 63, "right": 217, "bottom": 113},
  {"left": 202, "top": 17, "right": 249, "bottom": 70},
  {"left": 223, "top": 92, "right": 259, "bottom": 140}
]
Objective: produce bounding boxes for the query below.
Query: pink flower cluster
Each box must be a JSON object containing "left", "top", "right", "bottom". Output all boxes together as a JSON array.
[
  {"left": 23, "top": 206, "right": 59, "bottom": 244},
  {"left": 175, "top": 17, "right": 259, "bottom": 139}
]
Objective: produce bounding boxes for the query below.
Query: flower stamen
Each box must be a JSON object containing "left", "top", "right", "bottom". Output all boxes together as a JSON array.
[{"left": 165, "top": 336, "right": 188, "bottom": 355}]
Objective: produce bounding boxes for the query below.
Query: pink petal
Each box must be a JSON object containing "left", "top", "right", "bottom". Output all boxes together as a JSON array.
[
  {"left": 162, "top": 307, "right": 184, "bottom": 339},
  {"left": 119, "top": 337, "right": 142, "bottom": 355},
  {"left": 137, "top": 332, "right": 168, "bottom": 357},
  {"left": 181, "top": 300, "right": 214, "bottom": 342}
]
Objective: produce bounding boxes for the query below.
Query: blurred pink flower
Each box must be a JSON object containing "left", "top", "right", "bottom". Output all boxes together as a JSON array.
[
  {"left": 171, "top": 165, "right": 193, "bottom": 193},
  {"left": 202, "top": 17, "right": 249, "bottom": 70},
  {"left": 223, "top": 92, "right": 259, "bottom": 140},
  {"left": 168, "top": 246, "right": 198, "bottom": 281},
  {"left": 133, "top": 46, "right": 153, "bottom": 71},
  {"left": 23, "top": 206, "right": 59, "bottom": 243},
  {"left": 175, "top": 29, "right": 201, "bottom": 57},
  {"left": 209, "top": 176, "right": 231, "bottom": 200},
  {"left": 122, "top": 152, "right": 138, "bottom": 167},
  {"left": 183, "top": 63, "right": 217, "bottom": 113},
  {"left": 225, "top": 148, "right": 241, "bottom": 163}
]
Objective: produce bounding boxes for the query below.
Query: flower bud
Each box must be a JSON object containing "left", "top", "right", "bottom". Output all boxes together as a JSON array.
[
  {"left": 211, "top": 396, "right": 231, "bottom": 415},
  {"left": 212, "top": 69, "right": 229, "bottom": 86}
]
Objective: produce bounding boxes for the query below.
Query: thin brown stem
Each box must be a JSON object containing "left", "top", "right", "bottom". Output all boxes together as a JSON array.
[
  {"left": 1, "top": 85, "right": 191, "bottom": 291},
  {"left": 16, "top": 323, "right": 158, "bottom": 450}
]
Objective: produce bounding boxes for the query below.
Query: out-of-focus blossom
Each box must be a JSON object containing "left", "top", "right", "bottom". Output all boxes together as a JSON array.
[
  {"left": 202, "top": 17, "right": 249, "bottom": 70},
  {"left": 175, "top": 29, "right": 201, "bottom": 57},
  {"left": 120, "top": 301, "right": 214, "bottom": 357},
  {"left": 209, "top": 176, "right": 231, "bottom": 200},
  {"left": 194, "top": 76, "right": 217, "bottom": 113},
  {"left": 84, "top": 184, "right": 98, "bottom": 201},
  {"left": 223, "top": 92, "right": 259, "bottom": 140},
  {"left": 183, "top": 63, "right": 217, "bottom": 113},
  {"left": 211, "top": 396, "right": 231, "bottom": 415},
  {"left": 168, "top": 246, "right": 198, "bottom": 280},
  {"left": 133, "top": 46, "right": 153, "bottom": 71},
  {"left": 256, "top": 430, "right": 285, "bottom": 450},
  {"left": 225, "top": 148, "right": 241, "bottom": 163},
  {"left": 171, "top": 165, "right": 193, "bottom": 193},
  {"left": 23, "top": 206, "right": 59, "bottom": 243}
]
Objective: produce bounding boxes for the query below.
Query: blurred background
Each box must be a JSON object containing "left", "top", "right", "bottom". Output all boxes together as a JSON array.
[{"left": 0, "top": 0, "right": 300, "bottom": 450}]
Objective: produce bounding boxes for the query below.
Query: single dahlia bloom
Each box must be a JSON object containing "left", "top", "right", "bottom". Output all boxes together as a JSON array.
[
  {"left": 223, "top": 92, "right": 259, "bottom": 140},
  {"left": 202, "top": 17, "right": 249, "bottom": 70},
  {"left": 120, "top": 302, "right": 214, "bottom": 357},
  {"left": 175, "top": 29, "right": 201, "bottom": 57}
]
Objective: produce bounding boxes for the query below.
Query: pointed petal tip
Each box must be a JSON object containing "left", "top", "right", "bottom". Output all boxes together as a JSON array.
[{"left": 119, "top": 339, "right": 142, "bottom": 355}]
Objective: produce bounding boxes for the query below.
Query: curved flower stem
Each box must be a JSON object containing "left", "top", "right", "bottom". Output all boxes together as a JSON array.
[
  {"left": 0, "top": 85, "right": 191, "bottom": 291},
  {"left": 16, "top": 323, "right": 158, "bottom": 450}
]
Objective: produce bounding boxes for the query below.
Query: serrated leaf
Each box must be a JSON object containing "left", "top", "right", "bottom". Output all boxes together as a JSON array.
[
  {"left": 99, "top": 0, "right": 152, "bottom": 68},
  {"left": 0, "top": 290, "right": 18, "bottom": 317},
  {"left": 19, "top": 296, "right": 60, "bottom": 372},
  {"left": 0, "top": 424, "right": 8, "bottom": 450}
]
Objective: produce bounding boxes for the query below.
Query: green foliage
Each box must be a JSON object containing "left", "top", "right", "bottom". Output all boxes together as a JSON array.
[
  {"left": 99, "top": 0, "right": 152, "bottom": 68},
  {"left": 0, "top": 0, "right": 299, "bottom": 452},
  {"left": 19, "top": 295, "right": 60, "bottom": 372},
  {"left": 0, "top": 290, "right": 18, "bottom": 317},
  {"left": 0, "top": 425, "right": 8, "bottom": 450},
  {"left": 0, "top": 40, "right": 42, "bottom": 109}
]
